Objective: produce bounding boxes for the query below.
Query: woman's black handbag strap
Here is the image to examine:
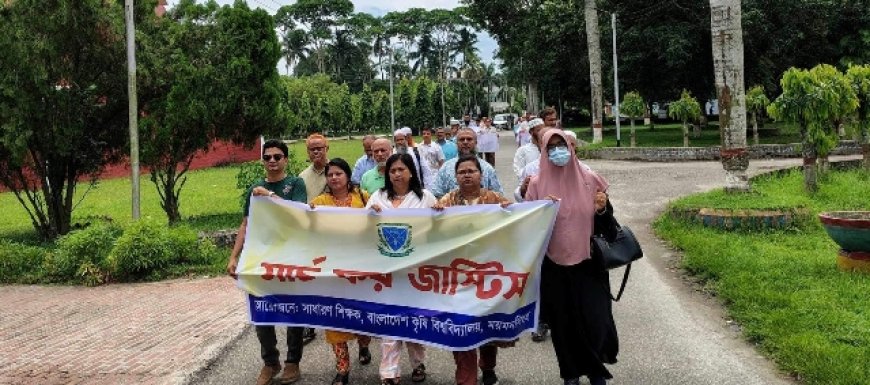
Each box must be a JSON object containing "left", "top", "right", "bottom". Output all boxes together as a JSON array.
[{"left": 611, "top": 263, "right": 632, "bottom": 302}]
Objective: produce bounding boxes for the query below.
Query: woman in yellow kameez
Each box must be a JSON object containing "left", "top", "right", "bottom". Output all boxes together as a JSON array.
[{"left": 310, "top": 158, "right": 372, "bottom": 385}]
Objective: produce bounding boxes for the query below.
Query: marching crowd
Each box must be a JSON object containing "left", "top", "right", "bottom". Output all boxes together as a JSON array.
[{"left": 227, "top": 108, "right": 620, "bottom": 385}]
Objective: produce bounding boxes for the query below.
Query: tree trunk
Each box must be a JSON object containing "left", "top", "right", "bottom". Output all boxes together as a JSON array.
[
  {"left": 819, "top": 154, "right": 830, "bottom": 176},
  {"left": 752, "top": 111, "right": 759, "bottom": 145},
  {"left": 683, "top": 121, "right": 689, "bottom": 147},
  {"left": 153, "top": 165, "right": 183, "bottom": 224},
  {"left": 863, "top": 142, "right": 869, "bottom": 171},
  {"left": 630, "top": 119, "right": 636, "bottom": 147},
  {"left": 527, "top": 81, "right": 539, "bottom": 113},
  {"left": 801, "top": 126, "right": 818, "bottom": 193},
  {"left": 710, "top": 0, "right": 750, "bottom": 192},
  {"left": 584, "top": 0, "right": 604, "bottom": 144}
]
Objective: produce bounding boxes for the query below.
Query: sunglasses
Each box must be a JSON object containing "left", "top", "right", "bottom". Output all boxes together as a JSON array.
[{"left": 262, "top": 154, "right": 284, "bottom": 162}]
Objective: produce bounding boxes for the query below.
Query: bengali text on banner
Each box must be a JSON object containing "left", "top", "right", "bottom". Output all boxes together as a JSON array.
[{"left": 236, "top": 198, "right": 559, "bottom": 350}]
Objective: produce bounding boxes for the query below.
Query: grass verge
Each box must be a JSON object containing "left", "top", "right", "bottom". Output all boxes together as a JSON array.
[
  {"left": 567, "top": 122, "right": 801, "bottom": 148},
  {"left": 653, "top": 168, "right": 870, "bottom": 385}
]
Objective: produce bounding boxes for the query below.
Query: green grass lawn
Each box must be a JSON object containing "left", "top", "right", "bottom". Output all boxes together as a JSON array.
[
  {"left": 0, "top": 165, "right": 247, "bottom": 244},
  {"left": 566, "top": 122, "right": 802, "bottom": 148},
  {"left": 654, "top": 169, "right": 870, "bottom": 385},
  {"left": 288, "top": 137, "right": 366, "bottom": 165}
]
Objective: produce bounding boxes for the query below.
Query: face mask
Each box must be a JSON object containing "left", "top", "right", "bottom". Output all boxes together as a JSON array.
[{"left": 548, "top": 146, "right": 571, "bottom": 166}]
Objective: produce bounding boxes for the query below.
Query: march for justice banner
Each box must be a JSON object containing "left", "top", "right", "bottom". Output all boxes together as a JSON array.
[{"left": 236, "top": 198, "right": 559, "bottom": 350}]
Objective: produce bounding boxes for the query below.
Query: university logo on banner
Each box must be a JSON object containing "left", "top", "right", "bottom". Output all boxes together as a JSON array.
[
  {"left": 237, "top": 199, "right": 559, "bottom": 350},
  {"left": 377, "top": 223, "right": 414, "bottom": 257}
]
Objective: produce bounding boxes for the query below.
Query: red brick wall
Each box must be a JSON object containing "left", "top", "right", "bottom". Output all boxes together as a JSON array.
[
  {"left": 98, "top": 138, "right": 262, "bottom": 179},
  {"left": 0, "top": 138, "right": 261, "bottom": 192}
]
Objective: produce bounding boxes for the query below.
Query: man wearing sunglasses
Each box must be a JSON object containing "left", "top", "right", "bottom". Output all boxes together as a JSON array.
[{"left": 227, "top": 139, "right": 308, "bottom": 385}]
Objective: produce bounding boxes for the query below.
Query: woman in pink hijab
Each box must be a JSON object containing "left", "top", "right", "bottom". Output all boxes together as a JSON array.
[{"left": 525, "top": 130, "right": 619, "bottom": 385}]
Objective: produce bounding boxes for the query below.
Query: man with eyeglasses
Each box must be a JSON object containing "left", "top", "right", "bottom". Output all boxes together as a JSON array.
[
  {"left": 430, "top": 128, "right": 503, "bottom": 199},
  {"left": 299, "top": 133, "right": 330, "bottom": 199},
  {"left": 360, "top": 138, "right": 392, "bottom": 195},
  {"left": 227, "top": 139, "right": 308, "bottom": 385},
  {"left": 351, "top": 135, "right": 378, "bottom": 185}
]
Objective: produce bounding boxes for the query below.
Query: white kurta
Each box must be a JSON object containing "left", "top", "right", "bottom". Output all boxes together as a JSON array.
[{"left": 366, "top": 189, "right": 438, "bottom": 209}]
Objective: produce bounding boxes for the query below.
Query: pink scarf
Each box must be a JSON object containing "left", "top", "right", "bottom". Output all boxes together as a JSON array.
[{"left": 526, "top": 130, "right": 609, "bottom": 266}]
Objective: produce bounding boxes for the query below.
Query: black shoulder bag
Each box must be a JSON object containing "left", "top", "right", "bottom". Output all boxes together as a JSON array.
[{"left": 592, "top": 205, "right": 644, "bottom": 301}]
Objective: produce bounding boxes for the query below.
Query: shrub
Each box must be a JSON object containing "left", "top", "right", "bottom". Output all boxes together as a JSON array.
[
  {"left": 107, "top": 220, "right": 217, "bottom": 281},
  {"left": 107, "top": 220, "right": 175, "bottom": 280},
  {"left": 0, "top": 240, "right": 48, "bottom": 283},
  {"left": 50, "top": 222, "right": 122, "bottom": 280}
]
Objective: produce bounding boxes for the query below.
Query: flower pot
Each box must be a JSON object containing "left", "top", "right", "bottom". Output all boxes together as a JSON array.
[
  {"left": 818, "top": 211, "right": 870, "bottom": 252},
  {"left": 819, "top": 211, "right": 870, "bottom": 273}
]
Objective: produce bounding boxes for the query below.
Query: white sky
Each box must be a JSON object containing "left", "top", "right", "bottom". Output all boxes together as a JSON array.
[{"left": 167, "top": 0, "right": 499, "bottom": 66}]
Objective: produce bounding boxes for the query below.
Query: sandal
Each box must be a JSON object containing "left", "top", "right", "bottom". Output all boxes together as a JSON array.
[
  {"left": 410, "top": 363, "right": 426, "bottom": 382},
  {"left": 381, "top": 379, "right": 399, "bottom": 385},
  {"left": 358, "top": 347, "right": 372, "bottom": 365},
  {"left": 331, "top": 372, "right": 349, "bottom": 385}
]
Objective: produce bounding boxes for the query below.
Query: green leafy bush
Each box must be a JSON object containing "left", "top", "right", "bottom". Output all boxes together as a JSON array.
[
  {"left": 0, "top": 240, "right": 48, "bottom": 283},
  {"left": 50, "top": 222, "right": 122, "bottom": 280},
  {"left": 107, "top": 220, "right": 174, "bottom": 280},
  {"left": 107, "top": 220, "right": 217, "bottom": 280}
]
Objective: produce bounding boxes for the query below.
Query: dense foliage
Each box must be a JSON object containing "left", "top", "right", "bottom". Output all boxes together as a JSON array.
[
  {"left": 0, "top": 0, "right": 128, "bottom": 239},
  {"left": 768, "top": 65, "right": 859, "bottom": 192},
  {"left": 462, "top": 0, "right": 869, "bottom": 117}
]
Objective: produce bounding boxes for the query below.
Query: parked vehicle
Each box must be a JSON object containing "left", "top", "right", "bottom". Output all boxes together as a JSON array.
[{"left": 492, "top": 113, "right": 518, "bottom": 131}]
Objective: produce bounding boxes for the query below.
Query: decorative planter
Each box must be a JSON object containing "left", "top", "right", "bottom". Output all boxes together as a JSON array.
[
  {"left": 819, "top": 211, "right": 870, "bottom": 273},
  {"left": 697, "top": 208, "right": 795, "bottom": 230}
]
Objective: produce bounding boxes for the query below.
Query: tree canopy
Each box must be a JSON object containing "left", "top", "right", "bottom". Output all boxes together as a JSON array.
[
  {"left": 0, "top": 0, "right": 128, "bottom": 239},
  {"left": 136, "top": 0, "right": 285, "bottom": 223}
]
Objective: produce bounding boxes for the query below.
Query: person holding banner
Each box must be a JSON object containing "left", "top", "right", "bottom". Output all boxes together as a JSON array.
[
  {"left": 525, "top": 130, "right": 618, "bottom": 385},
  {"left": 226, "top": 139, "right": 309, "bottom": 385},
  {"left": 432, "top": 154, "right": 511, "bottom": 385},
  {"left": 366, "top": 153, "right": 437, "bottom": 385},
  {"left": 310, "top": 158, "right": 373, "bottom": 385}
]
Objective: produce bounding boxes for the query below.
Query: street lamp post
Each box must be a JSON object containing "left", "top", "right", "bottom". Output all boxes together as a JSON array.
[
  {"left": 124, "top": 0, "right": 140, "bottom": 220},
  {"left": 388, "top": 47, "right": 395, "bottom": 132},
  {"left": 612, "top": 13, "right": 622, "bottom": 147}
]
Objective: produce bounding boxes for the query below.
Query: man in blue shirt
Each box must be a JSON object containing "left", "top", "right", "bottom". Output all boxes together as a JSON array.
[
  {"left": 430, "top": 128, "right": 503, "bottom": 198},
  {"left": 351, "top": 135, "right": 377, "bottom": 185},
  {"left": 436, "top": 127, "right": 458, "bottom": 161}
]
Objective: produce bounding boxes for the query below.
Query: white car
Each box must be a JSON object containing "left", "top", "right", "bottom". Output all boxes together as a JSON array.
[{"left": 492, "top": 113, "right": 517, "bottom": 131}]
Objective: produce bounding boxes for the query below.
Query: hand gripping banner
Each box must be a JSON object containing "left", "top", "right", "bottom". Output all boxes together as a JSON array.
[{"left": 236, "top": 198, "right": 559, "bottom": 350}]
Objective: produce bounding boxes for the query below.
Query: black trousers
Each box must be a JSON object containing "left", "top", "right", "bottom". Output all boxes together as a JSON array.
[
  {"left": 256, "top": 326, "right": 304, "bottom": 366},
  {"left": 541, "top": 257, "right": 618, "bottom": 380}
]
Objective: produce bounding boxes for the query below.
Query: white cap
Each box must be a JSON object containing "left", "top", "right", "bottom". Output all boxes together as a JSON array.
[
  {"left": 449, "top": 119, "right": 460, "bottom": 125},
  {"left": 528, "top": 118, "right": 545, "bottom": 127},
  {"left": 393, "top": 129, "right": 405, "bottom": 137},
  {"left": 400, "top": 126, "right": 412, "bottom": 135}
]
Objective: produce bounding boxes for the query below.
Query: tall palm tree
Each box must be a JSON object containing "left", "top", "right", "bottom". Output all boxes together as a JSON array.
[
  {"left": 281, "top": 29, "right": 309, "bottom": 76},
  {"left": 583, "top": 0, "right": 604, "bottom": 143},
  {"left": 453, "top": 28, "right": 478, "bottom": 74},
  {"left": 710, "top": 0, "right": 750, "bottom": 191},
  {"left": 410, "top": 32, "right": 437, "bottom": 76}
]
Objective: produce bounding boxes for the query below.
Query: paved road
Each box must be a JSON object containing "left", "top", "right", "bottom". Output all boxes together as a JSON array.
[{"left": 188, "top": 132, "right": 808, "bottom": 385}]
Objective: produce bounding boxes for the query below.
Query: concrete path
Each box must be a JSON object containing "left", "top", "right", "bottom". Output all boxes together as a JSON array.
[{"left": 2, "top": 131, "right": 823, "bottom": 385}]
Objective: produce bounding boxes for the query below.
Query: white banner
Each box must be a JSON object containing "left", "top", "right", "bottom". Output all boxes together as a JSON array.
[{"left": 237, "top": 198, "right": 558, "bottom": 350}]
